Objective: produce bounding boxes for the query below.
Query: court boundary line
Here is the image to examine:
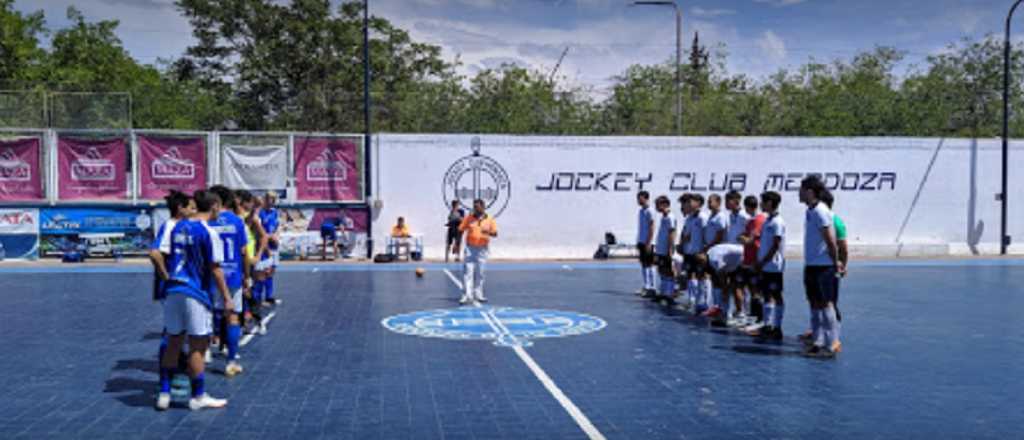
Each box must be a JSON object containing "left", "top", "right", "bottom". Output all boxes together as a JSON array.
[
  {"left": 441, "top": 268, "right": 607, "bottom": 440},
  {"left": 239, "top": 311, "right": 277, "bottom": 347}
]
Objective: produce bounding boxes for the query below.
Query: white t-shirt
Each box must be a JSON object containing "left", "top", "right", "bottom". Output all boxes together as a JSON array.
[
  {"left": 703, "top": 210, "right": 728, "bottom": 248},
  {"left": 655, "top": 213, "right": 677, "bottom": 256},
  {"left": 725, "top": 210, "right": 750, "bottom": 244},
  {"left": 758, "top": 214, "right": 786, "bottom": 273},
  {"left": 708, "top": 244, "right": 744, "bottom": 273},
  {"left": 804, "top": 201, "right": 835, "bottom": 267},
  {"left": 636, "top": 206, "right": 655, "bottom": 245},
  {"left": 682, "top": 212, "right": 707, "bottom": 255}
]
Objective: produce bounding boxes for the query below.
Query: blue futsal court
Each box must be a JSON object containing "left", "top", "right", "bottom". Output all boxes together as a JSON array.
[{"left": 0, "top": 259, "right": 1022, "bottom": 439}]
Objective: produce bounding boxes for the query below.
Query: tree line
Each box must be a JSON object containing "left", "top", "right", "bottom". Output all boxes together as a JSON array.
[{"left": 3, "top": 0, "right": 1024, "bottom": 137}]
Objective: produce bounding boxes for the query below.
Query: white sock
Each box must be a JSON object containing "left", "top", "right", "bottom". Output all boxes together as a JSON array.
[
  {"left": 701, "top": 279, "right": 712, "bottom": 307},
  {"left": 688, "top": 279, "right": 699, "bottom": 304},
  {"left": 764, "top": 302, "right": 775, "bottom": 327},
  {"left": 648, "top": 267, "right": 658, "bottom": 290},
  {"left": 813, "top": 309, "right": 826, "bottom": 346}
]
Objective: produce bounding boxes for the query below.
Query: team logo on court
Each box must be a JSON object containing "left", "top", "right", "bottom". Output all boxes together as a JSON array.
[
  {"left": 382, "top": 306, "right": 606, "bottom": 348},
  {"left": 442, "top": 137, "right": 511, "bottom": 217}
]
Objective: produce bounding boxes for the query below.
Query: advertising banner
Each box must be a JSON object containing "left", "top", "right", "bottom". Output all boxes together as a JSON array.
[
  {"left": 0, "top": 208, "right": 39, "bottom": 235},
  {"left": 221, "top": 145, "right": 287, "bottom": 192},
  {"left": 138, "top": 135, "right": 207, "bottom": 199},
  {"left": 57, "top": 137, "right": 128, "bottom": 200},
  {"left": 39, "top": 208, "right": 153, "bottom": 257},
  {"left": 293, "top": 136, "right": 363, "bottom": 202},
  {"left": 0, "top": 138, "right": 44, "bottom": 201}
]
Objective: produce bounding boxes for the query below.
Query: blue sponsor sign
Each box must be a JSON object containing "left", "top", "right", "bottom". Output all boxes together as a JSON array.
[
  {"left": 40, "top": 208, "right": 153, "bottom": 235},
  {"left": 381, "top": 306, "right": 607, "bottom": 348}
]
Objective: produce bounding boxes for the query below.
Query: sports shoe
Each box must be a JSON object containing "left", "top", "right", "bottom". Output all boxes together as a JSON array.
[
  {"left": 701, "top": 306, "right": 722, "bottom": 318},
  {"left": 748, "top": 325, "right": 771, "bottom": 337},
  {"left": 204, "top": 350, "right": 213, "bottom": 364},
  {"left": 799, "top": 330, "right": 814, "bottom": 342},
  {"left": 459, "top": 295, "right": 472, "bottom": 305},
  {"left": 476, "top": 295, "right": 488, "bottom": 303},
  {"left": 743, "top": 322, "right": 764, "bottom": 333},
  {"left": 188, "top": 393, "right": 228, "bottom": 411},
  {"left": 258, "top": 323, "right": 268, "bottom": 336},
  {"left": 803, "top": 345, "right": 835, "bottom": 358},
  {"left": 726, "top": 317, "right": 744, "bottom": 328},
  {"left": 155, "top": 392, "right": 171, "bottom": 411},
  {"left": 830, "top": 341, "right": 843, "bottom": 354},
  {"left": 641, "top": 289, "right": 658, "bottom": 298},
  {"left": 635, "top": 288, "right": 645, "bottom": 296},
  {"left": 694, "top": 304, "right": 709, "bottom": 315},
  {"left": 225, "top": 362, "right": 244, "bottom": 378}
]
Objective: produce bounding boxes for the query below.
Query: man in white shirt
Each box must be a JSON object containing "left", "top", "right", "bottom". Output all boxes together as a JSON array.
[
  {"left": 724, "top": 191, "right": 750, "bottom": 323},
  {"left": 635, "top": 191, "right": 657, "bottom": 298},
  {"left": 700, "top": 243, "right": 744, "bottom": 327},
  {"left": 653, "top": 196, "right": 678, "bottom": 305},
  {"left": 799, "top": 176, "right": 842, "bottom": 358},
  {"left": 681, "top": 194, "right": 707, "bottom": 311},
  {"left": 700, "top": 194, "right": 729, "bottom": 319},
  {"left": 750, "top": 191, "right": 786, "bottom": 342}
]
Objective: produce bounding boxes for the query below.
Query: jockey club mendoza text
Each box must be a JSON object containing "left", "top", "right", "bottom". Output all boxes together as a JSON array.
[{"left": 535, "top": 172, "right": 897, "bottom": 192}]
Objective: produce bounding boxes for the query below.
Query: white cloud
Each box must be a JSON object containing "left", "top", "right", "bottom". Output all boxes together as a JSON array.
[
  {"left": 691, "top": 7, "right": 735, "bottom": 18},
  {"left": 756, "top": 30, "right": 787, "bottom": 63}
]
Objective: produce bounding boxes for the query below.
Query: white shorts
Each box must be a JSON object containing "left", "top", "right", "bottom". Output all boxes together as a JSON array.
[
  {"left": 163, "top": 294, "right": 213, "bottom": 337},
  {"left": 214, "top": 288, "right": 243, "bottom": 314}
]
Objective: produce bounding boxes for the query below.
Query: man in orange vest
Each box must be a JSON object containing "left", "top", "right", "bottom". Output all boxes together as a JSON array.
[{"left": 458, "top": 199, "right": 498, "bottom": 304}]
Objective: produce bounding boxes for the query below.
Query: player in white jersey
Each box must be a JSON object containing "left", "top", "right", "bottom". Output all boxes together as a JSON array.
[
  {"left": 750, "top": 191, "right": 786, "bottom": 341},
  {"left": 699, "top": 243, "right": 745, "bottom": 327},
  {"left": 652, "top": 196, "right": 678, "bottom": 305},
  {"left": 723, "top": 191, "right": 751, "bottom": 325},
  {"left": 635, "top": 191, "right": 657, "bottom": 298},
  {"left": 799, "top": 176, "right": 842, "bottom": 358},
  {"left": 700, "top": 194, "right": 729, "bottom": 319},
  {"left": 680, "top": 194, "right": 707, "bottom": 311}
]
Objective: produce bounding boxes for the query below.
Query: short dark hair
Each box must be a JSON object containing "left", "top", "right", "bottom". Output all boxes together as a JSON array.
[
  {"left": 743, "top": 195, "right": 759, "bottom": 209},
  {"left": 638, "top": 190, "right": 650, "bottom": 200},
  {"left": 398, "top": 216, "right": 405, "bottom": 222},
  {"left": 209, "top": 185, "right": 235, "bottom": 210},
  {"left": 165, "top": 190, "right": 191, "bottom": 218},
  {"left": 451, "top": 200, "right": 460, "bottom": 206},
  {"left": 800, "top": 175, "right": 827, "bottom": 200},
  {"left": 726, "top": 191, "right": 742, "bottom": 202},
  {"left": 655, "top": 195, "right": 670, "bottom": 206},
  {"left": 692, "top": 194, "right": 705, "bottom": 205},
  {"left": 677, "top": 193, "right": 691, "bottom": 204},
  {"left": 473, "top": 199, "right": 485, "bottom": 207},
  {"left": 760, "top": 191, "right": 782, "bottom": 208},
  {"left": 820, "top": 190, "right": 835, "bottom": 209},
  {"left": 708, "top": 194, "right": 722, "bottom": 204},
  {"left": 193, "top": 189, "right": 221, "bottom": 213},
  {"left": 235, "top": 189, "right": 253, "bottom": 205}
]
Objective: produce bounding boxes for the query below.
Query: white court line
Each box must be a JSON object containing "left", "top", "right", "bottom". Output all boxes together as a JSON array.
[
  {"left": 441, "top": 268, "right": 606, "bottom": 440},
  {"left": 239, "top": 311, "right": 277, "bottom": 347}
]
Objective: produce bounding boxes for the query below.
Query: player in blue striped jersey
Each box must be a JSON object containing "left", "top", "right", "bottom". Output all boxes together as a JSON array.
[
  {"left": 208, "top": 185, "right": 248, "bottom": 377},
  {"left": 149, "top": 191, "right": 194, "bottom": 396},
  {"left": 156, "top": 190, "right": 231, "bottom": 411}
]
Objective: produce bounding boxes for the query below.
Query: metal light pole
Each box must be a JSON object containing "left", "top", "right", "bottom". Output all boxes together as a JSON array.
[
  {"left": 364, "top": 0, "right": 374, "bottom": 259},
  {"left": 632, "top": 1, "right": 682, "bottom": 136},
  {"left": 1002, "top": 0, "right": 1021, "bottom": 256}
]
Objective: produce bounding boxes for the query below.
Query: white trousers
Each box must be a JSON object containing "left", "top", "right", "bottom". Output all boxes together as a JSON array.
[{"left": 464, "top": 246, "right": 489, "bottom": 299}]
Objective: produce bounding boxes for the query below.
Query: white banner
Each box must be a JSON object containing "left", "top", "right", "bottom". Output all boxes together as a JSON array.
[
  {"left": 221, "top": 145, "right": 288, "bottom": 191},
  {"left": 0, "top": 208, "right": 40, "bottom": 235},
  {"left": 373, "top": 135, "right": 1024, "bottom": 259}
]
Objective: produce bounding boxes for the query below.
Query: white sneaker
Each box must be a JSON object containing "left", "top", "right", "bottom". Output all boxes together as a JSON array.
[
  {"left": 155, "top": 392, "right": 171, "bottom": 411},
  {"left": 475, "top": 295, "right": 487, "bottom": 303},
  {"left": 204, "top": 350, "right": 213, "bottom": 364},
  {"left": 743, "top": 322, "right": 764, "bottom": 333},
  {"left": 459, "top": 295, "right": 472, "bottom": 305},
  {"left": 258, "top": 323, "right": 267, "bottom": 336},
  {"left": 225, "top": 362, "right": 244, "bottom": 378},
  {"left": 188, "top": 393, "right": 228, "bottom": 411}
]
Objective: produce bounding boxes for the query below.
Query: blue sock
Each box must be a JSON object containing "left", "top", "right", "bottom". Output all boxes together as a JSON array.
[
  {"left": 159, "top": 368, "right": 172, "bottom": 393},
  {"left": 227, "top": 324, "right": 241, "bottom": 361},
  {"left": 252, "top": 280, "right": 265, "bottom": 303},
  {"left": 265, "top": 276, "right": 275, "bottom": 301},
  {"left": 191, "top": 372, "right": 205, "bottom": 398},
  {"left": 213, "top": 311, "right": 224, "bottom": 341},
  {"left": 158, "top": 334, "right": 168, "bottom": 366},
  {"left": 774, "top": 304, "right": 785, "bottom": 329}
]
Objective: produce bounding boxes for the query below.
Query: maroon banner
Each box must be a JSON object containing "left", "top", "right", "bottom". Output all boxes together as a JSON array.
[
  {"left": 293, "top": 137, "right": 362, "bottom": 201},
  {"left": 138, "top": 135, "right": 207, "bottom": 200},
  {"left": 0, "top": 138, "right": 44, "bottom": 201},
  {"left": 57, "top": 137, "right": 128, "bottom": 201}
]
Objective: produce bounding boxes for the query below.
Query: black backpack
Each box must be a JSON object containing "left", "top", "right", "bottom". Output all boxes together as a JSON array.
[{"left": 373, "top": 253, "right": 395, "bottom": 263}]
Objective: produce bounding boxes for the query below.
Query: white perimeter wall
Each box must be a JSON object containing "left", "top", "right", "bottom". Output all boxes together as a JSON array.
[{"left": 372, "top": 135, "right": 1024, "bottom": 259}]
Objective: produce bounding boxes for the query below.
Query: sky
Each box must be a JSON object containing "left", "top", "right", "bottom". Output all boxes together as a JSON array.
[{"left": 13, "top": 0, "right": 1014, "bottom": 97}]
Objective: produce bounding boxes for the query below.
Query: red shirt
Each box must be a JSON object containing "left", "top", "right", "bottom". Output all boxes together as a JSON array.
[{"left": 743, "top": 213, "right": 767, "bottom": 266}]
